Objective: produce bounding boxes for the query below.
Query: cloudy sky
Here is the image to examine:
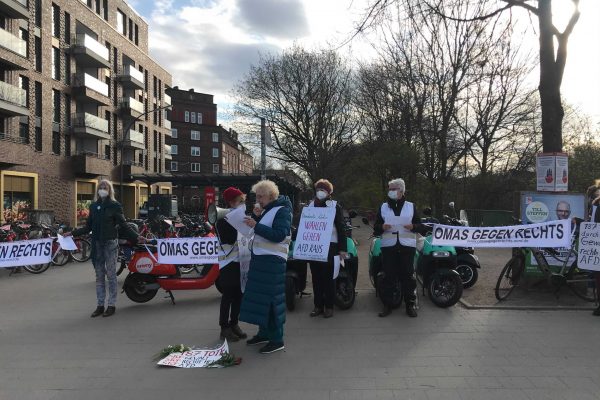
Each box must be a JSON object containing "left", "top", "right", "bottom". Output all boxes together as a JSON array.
[{"left": 128, "top": 0, "right": 600, "bottom": 126}]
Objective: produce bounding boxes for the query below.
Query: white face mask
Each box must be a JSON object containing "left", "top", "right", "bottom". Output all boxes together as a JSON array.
[
  {"left": 316, "top": 190, "right": 328, "bottom": 200},
  {"left": 388, "top": 190, "right": 398, "bottom": 200},
  {"left": 98, "top": 189, "right": 109, "bottom": 198}
]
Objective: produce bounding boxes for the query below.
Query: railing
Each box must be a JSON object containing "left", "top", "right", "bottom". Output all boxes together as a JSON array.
[
  {"left": 73, "top": 34, "right": 109, "bottom": 62},
  {"left": 119, "top": 97, "right": 144, "bottom": 114},
  {"left": 120, "top": 64, "right": 144, "bottom": 82},
  {"left": 164, "top": 93, "right": 171, "bottom": 106},
  {"left": 164, "top": 144, "right": 172, "bottom": 155},
  {"left": 71, "top": 113, "right": 109, "bottom": 133},
  {"left": 164, "top": 118, "right": 171, "bottom": 130},
  {"left": 123, "top": 160, "right": 144, "bottom": 167},
  {"left": 74, "top": 150, "right": 110, "bottom": 160},
  {"left": 0, "top": 80, "right": 27, "bottom": 107},
  {"left": 125, "top": 130, "right": 144, "bottom": 144},
  {"left": 0, "top": 27, "right": 27, "bottom": 57},
  {"left": 0, "top": 132, "right": 27, "bottom": 144},
  {"left": 72, "top": 73, "right": 109, "bottom": 97}
]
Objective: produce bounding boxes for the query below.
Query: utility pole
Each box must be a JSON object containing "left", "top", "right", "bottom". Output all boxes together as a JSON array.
[{"left": 260, "top": 117, "right": 266, "bottom": 180}]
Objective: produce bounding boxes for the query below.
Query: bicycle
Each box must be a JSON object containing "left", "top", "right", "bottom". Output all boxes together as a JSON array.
[{"left": 495, "top": 218, "right": 596, "bottom": 302}]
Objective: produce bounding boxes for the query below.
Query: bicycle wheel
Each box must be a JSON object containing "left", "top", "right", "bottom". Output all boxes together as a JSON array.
[
  {"left": 23, "top": 263, "right": 51, "bottom": 274},
  {"left": 495, "top": 256, "right": 524, "bottom": 301},
  {"left": 52, "top": 249, "right": 70, "bottom": 266},
  {"left": 70, "top": 238, "right": 91, "bottom": 262},
  {"left": 567, "top": 270, "right": 596, "bottom": 302}
]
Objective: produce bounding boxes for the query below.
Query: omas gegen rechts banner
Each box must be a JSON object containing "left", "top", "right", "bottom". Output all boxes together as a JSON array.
[
  {"left": 431, "top": 220, "right": 571, "bottom": 248},
  {"left": 0, "top": 238, "right": 53, "bottom": 268},
  {"left": 156, "top": 237, "right": 220, "bottom": 265}
]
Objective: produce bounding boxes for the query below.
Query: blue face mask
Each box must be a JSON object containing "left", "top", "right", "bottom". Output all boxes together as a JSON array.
[
  {"left": 388, "top": 190, "right": 398, "bottom": 200},
  {"left": 316, "top": 190, "right": 328, "bottom": 200}
]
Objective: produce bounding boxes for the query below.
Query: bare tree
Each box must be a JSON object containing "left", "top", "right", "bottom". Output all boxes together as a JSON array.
[{"left": 233, "top": 46, "right": 359, "bottom": 183}]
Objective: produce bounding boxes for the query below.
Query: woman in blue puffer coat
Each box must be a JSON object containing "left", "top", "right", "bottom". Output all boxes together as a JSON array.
[{"left": 241, "top": 180, "right": 292, "bottom": 354}]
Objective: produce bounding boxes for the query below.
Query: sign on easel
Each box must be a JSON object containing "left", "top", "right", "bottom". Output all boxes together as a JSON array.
[{"left": 293, "top": 206, "right": 336, "bottom": 262}]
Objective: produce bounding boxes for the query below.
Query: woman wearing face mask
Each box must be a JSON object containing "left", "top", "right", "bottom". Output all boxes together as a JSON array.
[
  {"left": 216, "top": 187, "right": 248, "bottom": 341},
  {"left": 306, "top": 179, "right": 347, "bottom": 318},
  {"left": 68, "top": 179, "right": 143, "bottom": 318},
  {"left": 373, "top": 178, "right": 425, "bottom": 318}
]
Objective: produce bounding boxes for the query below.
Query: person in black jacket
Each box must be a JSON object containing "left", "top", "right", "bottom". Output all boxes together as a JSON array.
[
  {"left": 68, "top": 179, "right": 143, "bottom": 318},
  {"left": 306, "top": 179, "right": 347, "bottom": 319},
  {"left": 216, "top": 187, "right": 248, "bottom": 341},
  {"left": 373, "top": 178, "right": 426, "bottom": 318}
]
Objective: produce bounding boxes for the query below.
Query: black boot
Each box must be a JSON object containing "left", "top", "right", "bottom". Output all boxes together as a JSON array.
[
  {"left": 593, "top": 306, "right": 600, "bottom": 316},
  {"left": 230, "top": 324, "right": 247, "bottom": 339},
  {"left": 220, "top": 327, "right": 240, "bottom": 342},
  {"left": 406, "top": 304, "right": 418, "bottom": 318},
  {"left": 90, "top": 306, "right": 104, "bottom": 318},
  {"left": 378, "top": 305, "right": 392, "bottom": 318},
  {"left": 102, "top": 306, "right": 116, "bottom": 317}
]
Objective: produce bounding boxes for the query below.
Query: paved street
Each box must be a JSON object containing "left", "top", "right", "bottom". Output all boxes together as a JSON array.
[{"left": 2, "top": 254, "right": 600, "bottom": 400}]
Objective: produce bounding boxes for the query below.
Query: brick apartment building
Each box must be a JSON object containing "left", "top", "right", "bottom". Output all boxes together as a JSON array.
[
  {"left": 0, "top": 0, "right": 172, "bottom": 225},
  {"left": 165, "top": 87, "right": 253, "bottom": 211}
]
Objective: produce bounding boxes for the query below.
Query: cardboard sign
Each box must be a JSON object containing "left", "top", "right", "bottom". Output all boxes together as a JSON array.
[
  {"left": 578, "top": 222, "right": 600, "bottom": 272},
  {"left": 431, "top": 220, "right": 571, "bottom": 248},
  {"left": 293, "top": 206, "right": 336, "bottom": 262},
  {"left": 157, "top": 340, "right": 229, "bottom": 368},
  {"left": 156, "top": 237, "right": 219, "bottom": 265},
  {"left": 0, "top": 238, "right": 53, "bottom": 268}
]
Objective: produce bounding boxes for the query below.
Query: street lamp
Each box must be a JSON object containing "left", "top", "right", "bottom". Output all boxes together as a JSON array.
[{"left": 119, "top": 104, "right": 172, "bottom": 204}]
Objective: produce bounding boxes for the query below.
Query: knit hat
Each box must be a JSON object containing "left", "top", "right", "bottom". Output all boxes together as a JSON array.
[
  {"left": 314, "top": 179, "right": 333, "bottom": 194},
  {"left": 222, "top": 187, "right": 244, "bottom": 204}
]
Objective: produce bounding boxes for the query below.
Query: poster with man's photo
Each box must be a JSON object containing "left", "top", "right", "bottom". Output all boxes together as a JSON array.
[{"left": 520, "top": 192, "right": 585, "bottom": 268}]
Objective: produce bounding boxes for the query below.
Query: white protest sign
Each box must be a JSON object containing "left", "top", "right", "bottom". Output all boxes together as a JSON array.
[
  {"left": 293, "top": 206, "right": 336, "bottom": 262},
  {"left": 225, "top": 206, "right": 253, "bottom": 237},
  {"left": 156, "top": 237, "right": 219, "bottom": 265},
  {"left": 0, "top": 238, "right": 53, "bottom": 268},
  {"left": 578, "top": 222, "right": 600, "bottom": 272},
  {"left": 157, "top": 340, "right": 229, "bottom": 368},
  {"left": 238, "top": 232, "right": 251, "bottom": 292},
  {"left": 58, "top": 234, "right": 78, "bottom": 251},
  {"left": 431, "top": 220, "right": 571, "bottom": 248}
]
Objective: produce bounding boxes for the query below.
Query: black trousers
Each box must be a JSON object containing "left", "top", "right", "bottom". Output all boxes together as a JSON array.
[
  {"left": 381, "top": 244, "right": 417, "bottom": 306},
  {"left": 309, "top": 244, "right": 338, "bottom": 309},
  {"left": 218, "top": 262, "right": 243, "bottom": 327}
]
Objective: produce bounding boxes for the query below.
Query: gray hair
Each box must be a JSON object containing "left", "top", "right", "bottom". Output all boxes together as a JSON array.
[
  {"left": 388, "top": 178, "right": 405, "bottom": 193},
  {"left": 252, "top": 179, "right": 279, "bottom": 200},
  {"left": 95, "top": 179, "right": 117, "bottom": 202}
]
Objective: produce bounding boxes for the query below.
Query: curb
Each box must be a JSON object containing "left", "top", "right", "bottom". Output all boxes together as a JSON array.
[{"left": 459, "top": 297, "right": 596, "bottom": 311}]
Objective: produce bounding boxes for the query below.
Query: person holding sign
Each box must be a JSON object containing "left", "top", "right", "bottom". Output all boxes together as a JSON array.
[
  {"left": 68, "top": 180, "right": 144, "bottom": 318},
  {"left": 303, "top": 179, "right": 347, "bottom": 319},
  {"left": 240, "top": 180, "right": 292, "bottom": 354},
  {"left": 215, "top": 187, "right": 248, "bottom": 342},
  {"left": 591, "top": 195, "right": 600, "bottom": 316},
  {"left": 373, "top": 178, "right": 425, "bottom": 318}
]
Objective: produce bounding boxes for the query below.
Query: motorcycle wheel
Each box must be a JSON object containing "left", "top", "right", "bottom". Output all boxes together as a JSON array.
[
  {"left": 334, "top": 272, "right": 355, "bottom": 310},
  {"left": 285, "top": 276, "right": 296, "bottom": 311},
  {"left": 455, "top": 262, "right": 479, "bottom": 289},
  {"left": 428, "top": 272, "right": 463, "bottom": 308},
  {"left": 375, "top": 272, "right": 403, "bottom": 309},
  {"left": 23, "top": 263, "right": 51, "bottom": 274},
  {"left": 123, "top": 273, "right": 158, "bottom": 303}
]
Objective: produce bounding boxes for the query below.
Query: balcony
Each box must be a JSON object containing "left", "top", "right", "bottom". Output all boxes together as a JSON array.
[
  {"left": 0, "top": 80, "right": 28, "bottom": 117},
  {"left": 71, "top": 34, "right": 110, "bottom": 68},
  {"left": 122, "top": 130, "right": 145, "bottom": 150},
  {"left": 71, "top": 113, "right": 110, "bottom": 140},
  {"left": 164, "top": 118, "right": 171, "bottom": 130},
  {"left": 163, "top": 93, "right": 171, "bottom": 107},
  {"left": 164, "top": 144, "right": 172, "bottom": 160},
  {"left": 0, "top": 0, "right": 29, "bottom": 20},
  {"left": 71, "top": 73, "right": 110, "bottom": 105},
  {"left": 121, "top": 160, "right": 145, "bottom": 177},
  {"left": 116, "top": 65, "right": 144, "bottom": 90},
  {"left": 119, "top": 97, "right": 144, "bottom": 118},
  {"left": 71, "top": 152, "right": 112, "bottom": 177},
  {"left": 0, "top": 27, "right": 27, "bottom": 58}
]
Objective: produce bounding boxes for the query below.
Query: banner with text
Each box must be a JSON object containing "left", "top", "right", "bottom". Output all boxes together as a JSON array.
[
  {"left": 156, "top": 237, "right": 220, "bottom": 265},
  {"left": 578, "top": 222, "right": 600, "bottom": 272},
  {"left": 157, "top": 340, "right": 229, "bottom": 368},
  {"left": 0, "top": 238, "right": 53, "bottom": 268},
  {"left": 431, "top": 220, "right": 571, "bottom": 248},
  {"left": 293, "top": 206, "right": 336, "bottom": 262}
]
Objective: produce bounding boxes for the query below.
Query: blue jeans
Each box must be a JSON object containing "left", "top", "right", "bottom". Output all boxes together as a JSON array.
[
  {"left": 92, "top": 239, "right": 119, "bottom": 307},
  {"left": 257, "top": 304, "right": 284, "bottom": 344}
]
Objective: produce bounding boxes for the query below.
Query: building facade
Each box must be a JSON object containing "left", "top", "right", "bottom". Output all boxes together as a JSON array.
[
  {"left": 0, "top": 0, "right": 172, "bottom": 225},
  {"left": 165, "top": 87, "right": 253, "bottom": 211}
]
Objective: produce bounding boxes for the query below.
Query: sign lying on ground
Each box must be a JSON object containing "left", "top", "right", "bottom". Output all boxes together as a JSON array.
[
  {"left": 578, "top": 222, "right": 600, "bottom": 272},
  {"left": 293, "top": 205, "right": 336, "bottom": 262},
  {"left": 0, "top": 238, "right": 53, "bottom": 268},
  {"left": 157, "top": 340, "right": 229, "bottom": 368},
  {"left": 431, "top": 220, "right": 571, "bottom": 248},
  {"left": 156, "top": 237, "right": 219, "bottom": 265}
]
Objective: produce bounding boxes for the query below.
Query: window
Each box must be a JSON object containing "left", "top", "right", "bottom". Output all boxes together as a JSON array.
[
  {"left": 128, "top": 18, "right": 133, "bottom": 41},
  {"left": 191, "top": 112, "right": 196, "bottom": 124},
  {"left": 197, "top": 113, "right": 202, "bottom": 124},
  {"left": 19, "top": 28, "right": 28, "bottom": 57},
  {"left": 34, "top": 37, "right": 42, "bottom": 72},
  {"left": 19, "top": 75, "right": 29, "bottom": 107},
  {"left": 95, "top": 0, "right": 100, "bottom": 14},
  {"left": 52, "top": 4, "right": 60, "bottom": 38},
  {"left": 212, "top": 148, "right": 219, "bottom": 158},
  {"left": 65, "top": 53, "right": 71, "bottom": 84},
  {"left": 191, "top": 130, "right": 200, "bottom": 140},
  {"left": 35, "top": 0, "right": 42, "bottom": 27},
  {"left": 34, "top": 82, "right": 42, "bottom": 117},
  {"left": 191, "top": 146, "right": 200, "bottom": 156},
  {"left": 134, "top": 24, "right": 139, "bottom": 45},
  {"left": 103, "top": 0, "right": 108, "bottom": 20},
  {"left": 212, "top": 164, "right": 219, "bottom": 174},
  {"left": 64, "top": 94, "right": 71, "bottom": 127},
  {"left": 19, "top": 122, "right": 29, "bottom": 144},
  {"left": 171, "top": 128, "right": 178, "bottom": 138},
  {"left": 191, "top": 163, "right": 201, "bottom": 173},
  {"left": 35, "top": 127, "right": 42, "bottom": 152},
  {"left": 170, "top": 144, "right": 178, "bottom": 155},
  {"left": 51, "top": 47, "right": 60, "bottom": 80},
  {"left": 171, "top": 162, "right": 178, "bottom": 171},
  {"left": 212, "top": 132, "right": 219, "bottom": 142},
  {"left": 104, "top": 144, "right": 110, "bottom": 160},
  {"left": 184, "top": 111, "right": 189, "bottom": 122},
  {"left": 65, "top": 134, "right": 70, "bottom": 156},
  {"left": 64, "top": 12, "right": 70, "bottom": 43},
  {"left": 52, "top": 89, "right": 60, "bottom": 123},
  {"left": 52, "top": 131, "right": 60, "bottom": 155},
  {"left": 117, "top": 10, "right": 126, "bottom": 34}
]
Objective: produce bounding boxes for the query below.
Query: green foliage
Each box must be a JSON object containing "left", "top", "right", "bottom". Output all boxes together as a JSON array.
[{"left": 569, "top": 144, "right": 600, "bottom": 193}]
